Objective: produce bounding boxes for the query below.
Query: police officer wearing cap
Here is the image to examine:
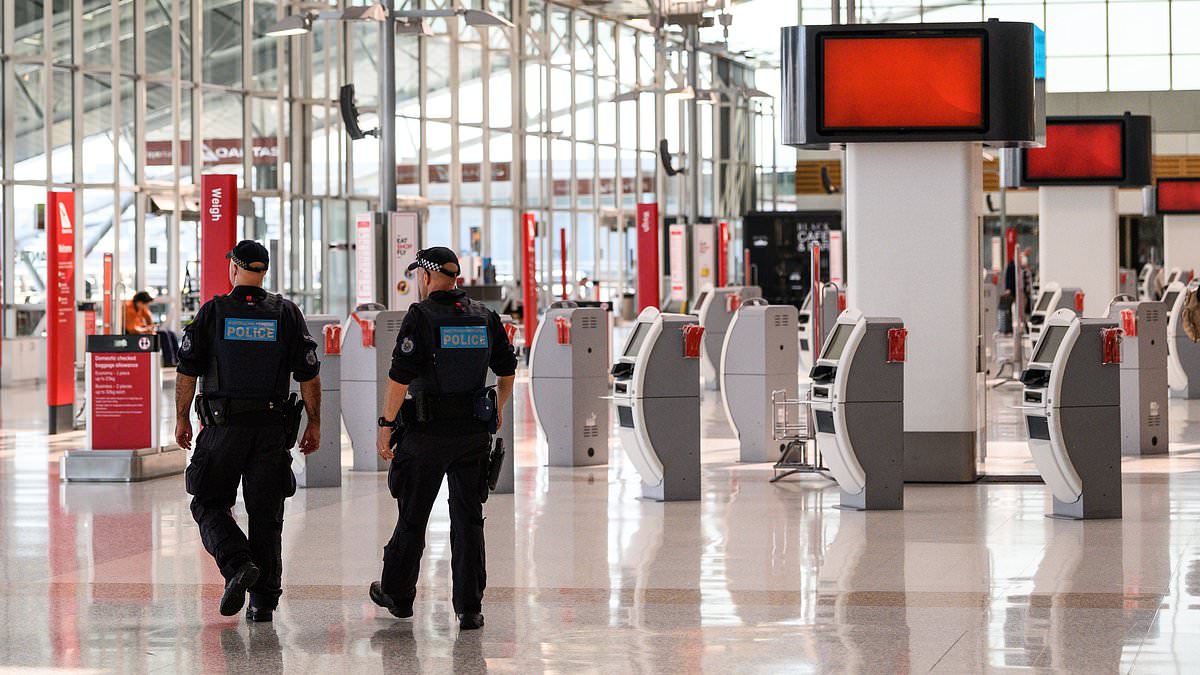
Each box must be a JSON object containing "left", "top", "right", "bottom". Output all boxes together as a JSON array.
[
  {"left": 175, "top": 240, "right": 323, "bottom": 623},
  {"left": 369, "top": 246, "right": 517, "bottom": 630}
]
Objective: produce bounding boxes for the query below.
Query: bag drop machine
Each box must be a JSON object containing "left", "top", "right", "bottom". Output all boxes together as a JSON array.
[{"left": 719, "top": 300, "right": 799, "bottom": 463}]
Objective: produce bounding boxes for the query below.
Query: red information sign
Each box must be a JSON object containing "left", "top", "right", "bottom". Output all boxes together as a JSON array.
[
  {"left": 1024, "top": 120, "right": 1124, "bottom": 182},
  {"left": 522, "top": 212, "right": 538, "bottom": 346},
  {"left": 1157, "top": 179, "right": 1200, "bottom": 215},
  {"left": 717, "top": 221, "right": 730, "bottom": 288},
  {"left": 635, "top": 203, "right": 660, "bottom": 312},
  {"left": 47, "top": 191, "right": 76, "bottom": 414},
  {"left": 821, "top": 35, "right": 985, "bottom": 131},
  {"left": 200, "top": 174, "right": 238, "bottom": 302},
  {"left": 89, "top": 351, "right": 154, "bottom": 449}
]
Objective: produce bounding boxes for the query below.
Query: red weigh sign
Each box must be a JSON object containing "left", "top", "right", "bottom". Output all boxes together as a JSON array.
[
  {"left": 636, "top": 203, "right": 660, "bottom": 312},
  {"left": 47, "top": 191, "right": 76, "bottom": 410},
  {"left": 200, "top": 174, "right": 238, "bottom": 301},
  {"left": 89, "top": 352, "right": 153, "bottom": 449}
]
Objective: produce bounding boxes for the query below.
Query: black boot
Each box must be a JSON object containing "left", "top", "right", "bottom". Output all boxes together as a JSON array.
[
  {"left": 219, "top": 561, "right": 261, "bottom": 617},
  {"left": 370, "top": 581, "right": 414, "bottom": 619},
  {"left": 245, "top": 606, "right": 273, "bottom": 623},
  {"left": 457, "top": 612, "right": 484, "bottom": 630}
]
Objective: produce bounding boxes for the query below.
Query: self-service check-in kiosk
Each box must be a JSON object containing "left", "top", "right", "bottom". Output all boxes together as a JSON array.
[
  {"left": 291, "top": 315, "right": 342, "bottom": 487},
  {"left": 1030, "top": 283, "right": 1084, "bottom": 340},
  {"left": 720, "top": 300, "right": 799, "bottom": 463},
  {"left": 1021, "top": 309, "right": 1122, "bottom": 519},
  {"left": 530, "top": 301, "right": 610, "bottom": 467},
  {"left": 1164, "top": 281, "right": 1200, "bottom": 399},
  {"left": 341, "top": 307, "right": 406, "bottom": 471},
  {"left": 982, "top": 271, "right": 999, "bottom": 376},
  {"left": 798, "top": 285, "right": 842, "bottom": 374},
  {"left": 1118, "top": 268, "right": 1138, "bottom": 300},
  {"left": 1139, "top": 264, "right": 1164, "bottom": 301},
  {"left": 809, "top": 310, "right": 905, "bottom": 511},
  {"left": 612, "top": 308, "right": 702, "bottom": 501},
  {"left": 696, "top": 286, "right": 762, "bottom": 390},
  {"left": 1108, "top": 300, "right": 1168, "bottom": 455},
  {"left": 487, "top": 316, "right": 517, "bottom": 494}
]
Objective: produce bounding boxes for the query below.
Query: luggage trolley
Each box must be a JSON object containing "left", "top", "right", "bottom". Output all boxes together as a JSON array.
[{"left": 768, "top": 388, "right": 828, "bottom": 483}]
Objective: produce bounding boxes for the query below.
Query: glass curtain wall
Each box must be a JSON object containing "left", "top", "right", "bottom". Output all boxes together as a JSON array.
[{"left": 0, "top": 0, "right": 761, "bottom": 333}]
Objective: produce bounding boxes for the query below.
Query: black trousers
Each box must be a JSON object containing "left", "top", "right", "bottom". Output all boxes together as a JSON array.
[
  {"left": 186, "top": 424, "right": 296, "bottom": 610},
  {"left": 382, "top": 429, "right": 489, "bottom": 614}
]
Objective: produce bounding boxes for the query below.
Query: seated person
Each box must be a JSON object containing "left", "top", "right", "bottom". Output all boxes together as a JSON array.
[{"left": 124, "top": 291, "right": 180, "bottom": 366}]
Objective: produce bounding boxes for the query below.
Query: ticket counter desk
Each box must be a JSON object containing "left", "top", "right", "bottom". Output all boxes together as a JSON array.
[
  {"left": 529, "top": 301, "right": 610, "bottom": 467},
  {"left": 1021, "top": 309, "right": 1122, "bottom": 519},
  {"left": 612, "top": 308, "right": 701, "bottom": 501},
  {"left": 809, "top": 310, "right": 905, "bottom": 511}
]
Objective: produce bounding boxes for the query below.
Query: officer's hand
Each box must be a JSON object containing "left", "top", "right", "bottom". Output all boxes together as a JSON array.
[
  {"left": 299, "top": 421, "right": 321, "bottom": 456},
  {"left": 377, "top": 426, "right": 395, "bottom": 461},
  {"left": 496, "top": 409, "right": 504, "bottom": 430},
  {"left": 175, "top": 416, "right": 193, "bottom": 450}
]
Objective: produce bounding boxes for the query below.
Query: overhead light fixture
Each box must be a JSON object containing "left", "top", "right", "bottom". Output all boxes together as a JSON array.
[
  {"left": 612, "top": 89, "right": 643, "bottom": 102},
  {"left": 738, "top": 86, "right": 772, "bottom": 99},
  {"left": 340, "top": 4, "right": 388, "bottom": 22},
  {"left": 264, "top": 13, "right": 311, "bottom": 37},
  {"left": 397, "top": 8, "right": 514, "bottom": 29},
  {"left": 665, "top": 86, "right": 697, "bottom": 101},
  {"left": 395, "top": 17, "right": 433, "bottom": 36}
]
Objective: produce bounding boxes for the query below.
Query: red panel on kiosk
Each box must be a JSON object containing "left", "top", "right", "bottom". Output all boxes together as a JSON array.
[
  {"left": 200, "top": 174, "right": 238, "bottom": 301},
  {"left": 820, "top": 35, "right": 985, "bottom": 131},
  {"left": 47, "top": 191, "right": 76, "bottom": 409},
  {"left": 635, "top": 203, "right": 660, "bottom": 312},
  {"left": 522, "top": 212, "right": 538, "bottom": 346},
  {"left": 1024, "top": 121, "right": 1124, "bottom": 182},
  {"left": 1157, "top": 179, "right": 1200, "bottom": 215}
]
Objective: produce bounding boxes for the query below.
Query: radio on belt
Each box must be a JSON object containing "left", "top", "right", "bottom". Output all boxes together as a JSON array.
[
  {"left": 809, "top": 309, "right": 905, "bottom": 511},
  {"left": 1107, "top": 299, "right": 1168, "bottom": 455},
  {"left": 693, "top": 286, "right": 761, "bottom": 391},
  {"left": 1164, "top": 280, "right": 1200, "bottom": 399},
  {"left": 1021, "top": 309, "right": 1122, "bottom": 519},
  {"left": 1029, "top": 282, "right": 1084, "bottom": 340},
  {"left": 529, "top": 301, "right": 610, "bottom": 467},
  {"left": 290, "top": 315, "right": 343, "bottom": 487},
  {"left": 720, "top": 300, "right": 799, "bottom": 463},
  {"left": 611, "top": 308, "right": 701, "bottom": 501},
  {"left": 340, "top": 306, "right": 406, "bottom": 471}
]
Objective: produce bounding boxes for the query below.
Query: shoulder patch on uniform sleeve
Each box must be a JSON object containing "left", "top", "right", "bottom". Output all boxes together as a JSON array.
[
  {"left": 400, "top": 337, "right": 415, "bottom": 354},
  {"left": 306, "top": 350, "right": 318, "bottom": 366},
  {"left": 180, "top": 333, "right": 192, "bottom": 353}
]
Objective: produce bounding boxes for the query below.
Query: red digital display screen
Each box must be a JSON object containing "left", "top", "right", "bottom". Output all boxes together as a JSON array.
[
  {"left": 1023, "top": 121, "right": 1125, "bottom": 182},
  {"left": 820, "top": 35, "right": 986, "bottom": 131},
  {"left": 1158, "top": 179, "right": 1200, "bottom": 215}
]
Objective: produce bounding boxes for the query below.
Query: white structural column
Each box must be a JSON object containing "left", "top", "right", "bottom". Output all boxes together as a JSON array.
[
  {"left": 1038, "top": 186, "right": 1118, "bottom": 317},
  {"left": 845, "top": 142, "right": 980, "bottom": 482},
  {"left": 1164, "top": 215, "right": 1200, "bottom": 276}
]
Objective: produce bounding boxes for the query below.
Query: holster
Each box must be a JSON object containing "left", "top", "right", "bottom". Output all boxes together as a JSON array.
[
  {"left": 283, "top": 393, "right": 304, "bottom": 448},
  {"left": 479, "top": 437, "right": 505, "bottom": 503},
  {"left": 400, "top": 389, "right": 497, "bottom": 429}
]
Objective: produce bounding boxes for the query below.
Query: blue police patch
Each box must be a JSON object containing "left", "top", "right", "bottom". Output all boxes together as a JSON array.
[
  {"left": 223, "top": 318, "right": 278, "bottom": 342},
  {"left": 440, "top": 326, "right": 489, "bottom": 349}
]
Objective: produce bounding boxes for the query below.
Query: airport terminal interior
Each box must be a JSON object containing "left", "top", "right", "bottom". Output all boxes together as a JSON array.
[{"left": 6, "top": 0, "right": 1200, "bottom": 672}]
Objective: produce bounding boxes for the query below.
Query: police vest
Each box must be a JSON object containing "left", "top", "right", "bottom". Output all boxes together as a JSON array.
[
  {"left": 201, "top": 293, "right": 290, "bottom": 400},
  {"left": 409, "top": 296, "right": 493, "bottom": 397}
]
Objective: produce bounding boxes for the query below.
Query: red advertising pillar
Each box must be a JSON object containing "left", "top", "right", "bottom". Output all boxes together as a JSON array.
[
  {"left": 47, "top": 191, "right": 76, "bottom": 434},
  {"left": 635, "top": 203, "right": 659, "bottom": 312},
  {"left": 559, "top": 228, "right": 568, "bottom": 301},
  {"left": 717, "top": 220, "right": 730, "bottom": 288},
  {"left": 200, "top": 175, "right": 238, "bottom": 302},
  {"left": 522, "top": 212, "right": 538, "bottom": 348},
  {"left": 101, "top": 253, "right": 113, "bottom": 334}
]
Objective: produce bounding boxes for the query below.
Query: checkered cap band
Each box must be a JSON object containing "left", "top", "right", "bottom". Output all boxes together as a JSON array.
[{"left": 231, "top": 254, "right": 267, "bottom": 271}]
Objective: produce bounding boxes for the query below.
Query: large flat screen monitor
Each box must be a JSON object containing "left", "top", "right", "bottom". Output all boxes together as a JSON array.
[
  {"left": 1031, "top": 325, "right": 1069, "bottom": 364},
  {"left": 820, "top": 323, "right": 855, "bottom": 362},
  {"left": 623, "top": 323, "right": 653, "bottom": 358},
  {"left": 1022, "top": 119, "right": 1125, "bottom": 184},
  {"left": 1157, "top": 179, "right": 1200, "bottom": 215},
  {"left": 819, "top": 34, "right": 986, "bottom": 133}
]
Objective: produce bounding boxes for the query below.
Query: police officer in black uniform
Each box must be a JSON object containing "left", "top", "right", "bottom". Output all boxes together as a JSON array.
[
  {"left": 368, "top": 247, "right": 517, "bottom": 630},
  {"left": 174, "top": 240, "right": 323, "bottom": 623}
]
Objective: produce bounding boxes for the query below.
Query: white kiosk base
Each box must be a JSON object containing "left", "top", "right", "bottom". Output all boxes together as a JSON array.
[{"left": 62, "top": 447, "right": 186, "bottom": 482}]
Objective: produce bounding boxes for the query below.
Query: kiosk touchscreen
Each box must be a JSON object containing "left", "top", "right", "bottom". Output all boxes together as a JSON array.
[
  {"left": 720, "top": 300, "right": 799, "bottom": 463},
  {"left": 612, "top": 307, "right": 701, "bottom": 501},
  {"left": 809, "top": 309, "right": 905, "bottom": 511},
  {"left": 1164, "top": 280, "right": 1200, "bottom": 399},
  {"left": 1021, "top": 309, "right": 1121, "bottom": 519},
  {"left": 341, "top": 308, "right": 406, "bottom": 471},
  {"left": 1029, "top": 283, "right": 1083, "bottom": 340},
  {"left": 696, "top": 286, "right": 762, "bottom": 391},
  {"left": 529, "top": 301, "right": 610, "bottom": 468}
]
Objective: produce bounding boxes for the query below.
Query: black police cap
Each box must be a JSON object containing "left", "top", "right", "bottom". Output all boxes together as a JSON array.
[
  {"left": 406, "top": 246, "right": 460, "bottom": 278},
  {"left": 226, "top": 240, "right": 270, "bottom": 272}
]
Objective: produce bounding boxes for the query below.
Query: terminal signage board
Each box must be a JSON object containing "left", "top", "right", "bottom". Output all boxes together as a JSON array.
[
  {"left": 47, "top": 191, "right": 76, "bottom": 413},
  {"left": 668, "top": 225, "right": 688, "bottom": 303},
  {"left": 388, "top": 212, "right": 421, "bottom": 310},
  {"left": 1157, "top": 178, "right": 1200, "bottom": 215},
  {"left": 522, "top": 212, "right": 538, "bottom": 343},
  {"left": 200, "top": 174, "right": 238, "bottom": 301},
  {"left": 86, "top": 335, "right": 160, "bottom": 451},
  {"left": 781, "top": 22, "right": 1037, "bottom": 147},
  {"left": 1018, "top": 116, "right": 1153, "bottom": 188},
  {"left": 635, "top": 203, "right": 659, "bottom": 312},
  {"left": 355, "top": 213, "right": 375, "bottom": 306}
]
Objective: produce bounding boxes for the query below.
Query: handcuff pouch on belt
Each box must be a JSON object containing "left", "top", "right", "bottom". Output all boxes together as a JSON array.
[{"left": 399, "top": 387, "right": 498, "bottom": 433}]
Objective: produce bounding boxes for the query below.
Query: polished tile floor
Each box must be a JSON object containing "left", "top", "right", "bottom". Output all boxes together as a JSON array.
[{"left": 2, "top": 371, "right": 1200, "bottom": 673}]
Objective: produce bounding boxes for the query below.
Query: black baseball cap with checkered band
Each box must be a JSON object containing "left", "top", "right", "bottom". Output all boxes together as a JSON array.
[
  {"left": 406, "top": 246, "right": 460, "bottom": 278},
  {"left": 226, "top": 240, "right": 270, "bottom": 272}
]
